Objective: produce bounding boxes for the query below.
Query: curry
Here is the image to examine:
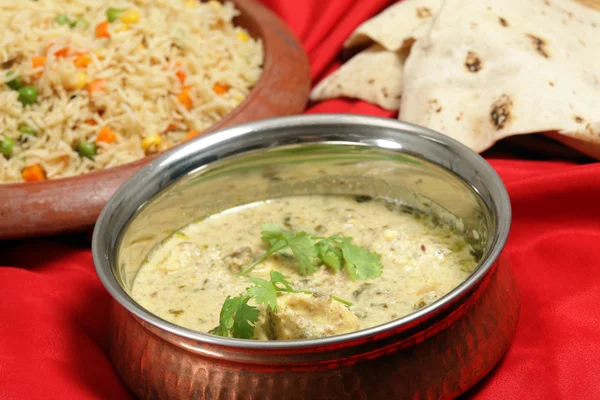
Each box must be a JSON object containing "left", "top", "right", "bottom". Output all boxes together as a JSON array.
[{"left": 132, "top": 194, "right": 477, "bottom": 340}]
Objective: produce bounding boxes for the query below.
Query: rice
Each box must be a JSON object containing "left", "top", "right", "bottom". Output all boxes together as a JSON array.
[{"left": 0, "top": 0, "right": 263, "bottom": 183}]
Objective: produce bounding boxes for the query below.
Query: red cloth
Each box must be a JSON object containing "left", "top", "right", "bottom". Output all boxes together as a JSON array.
[{"left": 1, "top": 1, "right": 600, "bottom": 398}]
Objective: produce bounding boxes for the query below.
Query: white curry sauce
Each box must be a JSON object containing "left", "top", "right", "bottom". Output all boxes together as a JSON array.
[{"left": 131, "top": 195, "right": 478, "bottom": 340}]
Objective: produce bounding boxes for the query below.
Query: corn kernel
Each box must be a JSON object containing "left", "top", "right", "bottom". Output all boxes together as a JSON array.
[
  {"left": 73, "top": 71, "right": 88, "bottom": 90},
  {"left": 236, "top": 31, "right": 250, "bottom": 42},
  {"left": 142, "top": 134, "right": 161, "bottom": 151},
  {"left": 94, "top": 49, "right": 106, "bottom": 60},
  {"left": 120, "top": 9, "right": 140, "bottom": 24},
  {"left": 185, "top": 0, "right": 196, "bottom": 7},
  {"left": 208, "top": 0, "right": 221, "bottom": 8}
]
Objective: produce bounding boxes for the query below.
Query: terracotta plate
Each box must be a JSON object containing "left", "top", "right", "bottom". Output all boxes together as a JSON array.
[{"left": 0, "top": 0, "right": 310, "bottom": 240}]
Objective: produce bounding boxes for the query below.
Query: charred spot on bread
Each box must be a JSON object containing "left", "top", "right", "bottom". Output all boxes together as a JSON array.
[
  {"left": 416, "top": 7, "right": 432, "bottom": 19},
  {"left": 428, "top": 99, "right": 442, "bottom": 113},
  {"left": 490, "top": 94, "right": 513, "bottom": 130},
  {"left": 465, "top": 51, "right": 482, "bottom": 72},
  {"left": 527, "top": 34, "right": 551, "bottom": 58}
]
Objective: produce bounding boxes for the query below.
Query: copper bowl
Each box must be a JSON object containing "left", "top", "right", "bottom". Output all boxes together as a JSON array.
[
  {"left": 0, "top": 0, "right": 310, "bottom": 240},
  {"left": 92, "top": 115, "right": 519, "bottom": 399}
]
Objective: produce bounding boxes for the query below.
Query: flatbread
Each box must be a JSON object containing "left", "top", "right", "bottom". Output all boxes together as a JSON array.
[
  {"left": 311, "top": 0, "right": 442, "bottom": 110},
  {"left": 343, "top": 0, "right": 442, "bottom": 51},
  {"left": 310, "top": 45, "right": 405, "bottom": 110},
  {"left": 399, "top": 0, "right": 600, "bottom": 152}
]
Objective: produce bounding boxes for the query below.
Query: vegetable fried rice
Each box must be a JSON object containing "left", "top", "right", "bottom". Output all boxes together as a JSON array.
[{"left": 0, "top": 0, "right": 263, "bottom": 182}]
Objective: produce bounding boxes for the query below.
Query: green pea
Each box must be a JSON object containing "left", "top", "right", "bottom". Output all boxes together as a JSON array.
[
  {"left": 55, "top": 14, "right": 71, "bottom": 25},
  {"left": 70, "top": 17, "right": 89, "bottom": 28},
  {"left": 0, "top": 137, "right": 15, "bottom": 158},
  {"left": 18, "top": 124, "right": 37, "bottom": 138},
  {"left": 6, "top": 71, "right": 23, "bottom": 90},
  {"left": 77, "top": 142, "right": 97, "bottom": 159},
  {"left": 18, "top": 86, "right": 38, "bottom": 105},
  {"left": 106, "top": 7, "right": 122, "bottom": 23}
]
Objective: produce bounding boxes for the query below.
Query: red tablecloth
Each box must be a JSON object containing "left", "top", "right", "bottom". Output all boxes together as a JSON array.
[{"left": 2, "top": 1, "right": 600, "bottom": 399}]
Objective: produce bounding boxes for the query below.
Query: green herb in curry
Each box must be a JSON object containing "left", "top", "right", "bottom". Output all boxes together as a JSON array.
[
  {"left": 211, "top": 271, "right": 354, "bottom": 339},
  {"left": 238, "top": 224, "right": 384, "bottom": 280}
]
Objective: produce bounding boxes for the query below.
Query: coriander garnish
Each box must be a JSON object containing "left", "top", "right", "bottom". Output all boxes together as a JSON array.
[
  {"left": 238, "top": 224, "right": 384, "bottom": 280},
  {"left": 209, "top": 271, "right": 352, "bottom": 339}
]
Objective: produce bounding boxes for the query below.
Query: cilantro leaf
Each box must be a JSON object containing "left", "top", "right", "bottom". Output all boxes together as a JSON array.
[
  {"left": 287, "top": 232, "right": 317, "bottom": 275},
  {"left": 316, "top": 240, "right": 343, "bottom": 270},
  {"left": 269, "top": 270, "right": 312, "bottom": 294},
  {"left": 269, "top": 270, "right": 294, "bottom": 291},
  {"left": 246, "top": 271, "right": 313, "bottom": 311},
  {"left": 238, "top": 224, "right": 383, "bottom": 280},
  {"left": 231, "top": 297, "right": 260, "bottom": 339},
  {"left": 339, "top": 237, "right": 383, "bottom": 280},
  {"left": 246, "top": 276, "right": 278, "bottom": 310},
  {"left": 260, "top": 223, "right": 287, "bottom": 244},
  {"left": 238, "top": 225, "right": 290, "bottom": 276},
  {"left": 239, "top": 225, "right": 316, "bottom": 276},
  {"left": 209, "top": 295, "right": 258, "bottom": 339}
]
